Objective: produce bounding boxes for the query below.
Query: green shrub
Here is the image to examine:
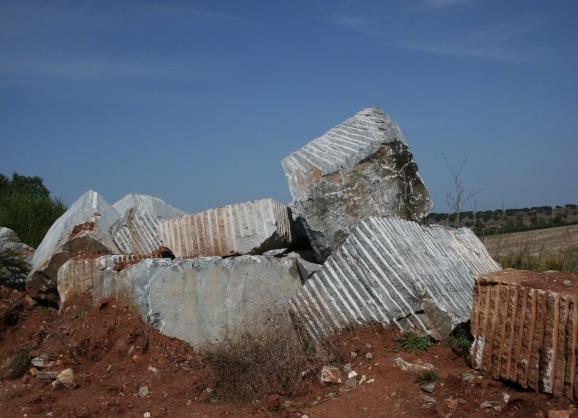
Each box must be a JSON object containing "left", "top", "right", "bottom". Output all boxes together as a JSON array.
[
  {"left": 446, "top": 322, "right": 473, "bottom": 363},
  {"left": 0, "top": 173, "right": 66, "bottom": 248},
  {"left": 415, "top": 370, "right": 438, "bottom": 384},
  {"left": 394, "top": 330, "right": 432, "bottom": 354}
]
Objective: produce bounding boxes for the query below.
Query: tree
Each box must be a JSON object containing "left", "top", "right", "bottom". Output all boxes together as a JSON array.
[
  {"left": 444, "top": 157, "right": 480, "bottom": 228},
  {"left": 0, "top": 173, "right": 67, "bottom": 248}
]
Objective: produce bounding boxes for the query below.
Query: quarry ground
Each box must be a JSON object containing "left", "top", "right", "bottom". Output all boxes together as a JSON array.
[{"left": 1, "top": 288, "right": 576, "bottom": 418}]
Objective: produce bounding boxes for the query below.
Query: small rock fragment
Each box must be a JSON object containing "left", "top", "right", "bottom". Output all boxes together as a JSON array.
[
  {"left": 462, "top": 372, "right": 475, "bottom": 383},
  {"left": 420, "top": 382, "right": 436, "bottom": 393},
  {"left": 479, "top": 401, "right": 493, "bottom": 409},
  {"left": 344, "top": 378, "right": 358, "bottom": 389},
  {"left": 143, "top": 413, "right": 151, "bottom": 418},
  {"left": 350, "top": 351, "right": 357, "bottom": 359},
  {"left": 446, "top": 398, "right": 459, "bottom": 411},
  {"left": 358, "top": 375, "right": 367, "bottom": 385},
  {"left": 348, "top": 370, "right": 358, "bottom": 379},
  {"left": 139, "top": 386, "right": 150, "bottom": 398},
  {"left": 320, "top": 366, "right": 342, "bottom": 385},
  {"left": 365, "top": 352, "right": 373, "bottom": 360},
  {"left": 563, "top": 280, "right": 572, "bottom": 288},
  {"left": 548, "top": 410, "right": 575, "bottom": 418},
  {"left": 52, "top": 368, "right": 75, "bottom": 389},
  {"left": 393, "top": 357, "right": 435, "bottom": 374}
]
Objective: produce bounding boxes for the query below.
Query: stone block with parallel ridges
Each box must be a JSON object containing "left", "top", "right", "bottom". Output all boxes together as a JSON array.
[
  {"left": 281, "top": 107, "right": 433, "bottom": 261},
  {"left": 471, "top": 269, "right": 578, "bottom": 400},
  {"left": 290, "top": 217, "right": 500, "bottom": 341},
  {"left": 111, "top": 194, "right": 185, "bottom": 255},
  {"left": 158, "top": 198, "right": 293, "bottom": 258}
]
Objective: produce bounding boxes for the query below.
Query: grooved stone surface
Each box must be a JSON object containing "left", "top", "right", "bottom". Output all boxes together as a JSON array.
[
  {"left": 290, "top": 217, "right": 500, "bottom": 341},
  {"left": 111, "top": 194, "right": 185, "bottom": 255},
  {"left": 27, "top": 190, "right": 120, "bottom": 302},
  {"left": 282, "top": 107, "right": 433, "bottom": 261},
  {"left": 471, "top": 269, "right": 578, "bottom": 400},
  {"left": 159, "top": 198, "right": 293, "bottom": 257},
  {"left": 57, "top": 255, "right": 302, "bottom": 346}
]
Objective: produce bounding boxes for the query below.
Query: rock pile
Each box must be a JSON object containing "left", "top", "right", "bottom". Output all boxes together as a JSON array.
[{"left": 10, "top": 106, "right": 501, "bottom": 349}]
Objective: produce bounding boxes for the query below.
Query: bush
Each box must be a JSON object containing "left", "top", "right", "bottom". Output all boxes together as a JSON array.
[
  {"left": 415, "top": 370, "right": 438, "bottom": 384},
  {"left": 446, "top": 322, "right": 473, "bottom": 363},
  {"left": 394, "top": 330, "right": 432, "bottom": 354},
  {"left": 0, "top": 173, "right": 66, "bottom": 248},
  {"left": 201, "top": 307, "right": 320, "bottom": 402}
]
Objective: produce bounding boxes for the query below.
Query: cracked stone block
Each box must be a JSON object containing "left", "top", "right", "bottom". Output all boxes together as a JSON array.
[
  {"left": 57, "top": 255, "right": 302, "bottom": 346},
  {"left": 26, "top": 190, "right": 121, "bottom": 303},
  {"left": 111, "top": 194, "right": 185, "bottom": 255},
  {"left": 282, "top": 107, "right": 433, "bottom": 262},
  {"left": 0, "top": 227, "right": 35, "bottom": 289},
  {"left": 290, "top": 217, "right": 501, "bottom": 341},
  {"left": 159, "top": 198, "right": 293, "bottom": 257},
  {"left": 471, "top": 269, "right": 578, "bottom": 401}
]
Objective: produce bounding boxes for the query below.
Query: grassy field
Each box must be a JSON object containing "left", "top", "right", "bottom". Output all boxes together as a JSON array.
[{"left": 483, "top": 224, "right": 578, "bottom": 272}]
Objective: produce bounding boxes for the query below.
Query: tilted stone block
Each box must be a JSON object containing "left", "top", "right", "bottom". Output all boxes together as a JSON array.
[
  {"left": 158, "top": 198, "right": 293, "bottom": 257},
  {"left": 111, "top": 194, "right": 185, "bottom": 255},
  {"left": 27, "top": 190, "right": 120, "bottom": 302},
  {"left": 57, "top": 255, "right": 302, "bottom": 346},
  {"left": 471, "top": 269, "right": 578, "bottom": 400},
  {"left": 282, "top": 107, "right": 433, "bottom": 261},
  {"left": 290, "top": 217, "right": 500, "bottom": 341}
]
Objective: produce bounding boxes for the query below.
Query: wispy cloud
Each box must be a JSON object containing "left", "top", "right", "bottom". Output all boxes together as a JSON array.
[
  {"left": 326, "top": 2, "right": 539, "bottom": 62},
  {"left": 389, "top": 20, "right": 538, "bottom": 62},
  {"left": 421, "top": 0, "right": 475, "bottom": 10}
]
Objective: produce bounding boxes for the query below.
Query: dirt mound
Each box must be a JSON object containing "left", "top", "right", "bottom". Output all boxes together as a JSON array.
[{"left": 1, "top": 287, "right": 576, "bottom": 417}]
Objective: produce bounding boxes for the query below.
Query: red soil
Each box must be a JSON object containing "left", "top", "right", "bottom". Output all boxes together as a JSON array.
[{"left": 0, "top": 288, "right": 576, "bottom": 417}]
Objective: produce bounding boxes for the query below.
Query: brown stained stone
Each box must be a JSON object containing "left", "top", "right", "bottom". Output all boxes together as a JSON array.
[{"left": 473, "top": 269, "right": 578, "bottom": 401}]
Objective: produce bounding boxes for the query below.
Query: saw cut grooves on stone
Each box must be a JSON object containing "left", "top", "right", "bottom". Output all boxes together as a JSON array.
[
  {"left": 111, "top": 194, "right": 185, "bottom": 255},
  {"left": 471, "top": 270, "right": 578, "bottom": 400},
  {"left": 282, "top": 107, "right": 406, "bottom": 201},
  {"left": 281, "top": 107, "right": 433, "bottom": 262},
  {"left": 159, "top": 198, "right": 292, "bottom": 257},
  {"left": 289, "top": 217, "right": 501, "bottom": 341}
]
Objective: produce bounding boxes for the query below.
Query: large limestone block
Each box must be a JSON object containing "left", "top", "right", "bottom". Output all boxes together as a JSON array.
[
  {"left": 159, "top": 198, "right": 293, "bottom": 258},
  {"left": 282, "top": 107, "right": 433, "bottom": 261},
  {"left": 57, "top": 255, "right": 302, "bottom": 346},
  {"left": 111, "top": 194, "right": 185, "bottom": 255},
  {"left": 0, "top": 227, "right": 35, "bottom": 288},
  {"left": 290, "top": 217, "right": 501, "bottom": 341},
  {"left": 471, "top": 270, "right": 578, "bottom": 400},
  {"left": 27, "top": 190, "right": 120, "bottom": 302}
]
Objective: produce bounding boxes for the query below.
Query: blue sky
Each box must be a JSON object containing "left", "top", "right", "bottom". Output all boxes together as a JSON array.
[{"left": 1, "top": 0, "right": 577, "bottom": 213}]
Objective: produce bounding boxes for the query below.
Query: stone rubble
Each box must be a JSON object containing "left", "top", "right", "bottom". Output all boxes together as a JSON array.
[{"left": 0, "top": 227, "right": 35, "bottom": 289}]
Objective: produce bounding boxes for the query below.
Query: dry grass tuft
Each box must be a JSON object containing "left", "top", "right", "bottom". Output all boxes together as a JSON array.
[{"left": 201, "top": 306, "right": 321, "bottom": 402}]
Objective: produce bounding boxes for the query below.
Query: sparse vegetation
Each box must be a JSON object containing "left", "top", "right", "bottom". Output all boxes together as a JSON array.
[
  {"left": 394, "top": 330, "right": 433, "bottom": 354},
  {"left": 202, "top": 306, "right": 320, "bottom": 402},
  {"left": 446, "top": 322, "right": 474, "bottom": 363},
  {"left": 415, "top": 370, "right": 439, "bottom": 385},
  {"left": 6, "top": 350, "right": 30, "bottom": 379},
  {"left": 0, "top": 173, "right": 67, "bottom": 248}
]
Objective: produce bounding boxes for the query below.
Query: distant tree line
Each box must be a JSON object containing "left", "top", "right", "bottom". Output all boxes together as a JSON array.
[
  {"left": 427, "top": 204, "right": 578, "bottom": 236},
  {"left": 0, "top": 173, "right": 67, "bottom": 247}
]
